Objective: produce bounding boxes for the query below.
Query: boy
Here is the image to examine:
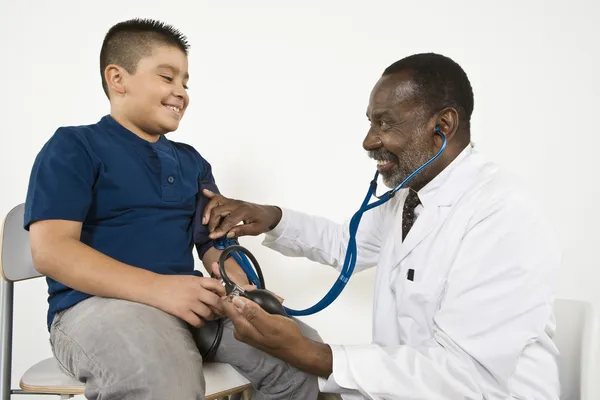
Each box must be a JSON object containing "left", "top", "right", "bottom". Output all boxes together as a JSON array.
[{"left": 24, "top": 18, "right": 319, "bottom": 399}]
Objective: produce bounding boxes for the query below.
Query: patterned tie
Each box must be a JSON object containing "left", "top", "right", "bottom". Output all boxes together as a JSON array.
[{"left": 402, "top": 190, "right": 421, "bottom": 242}]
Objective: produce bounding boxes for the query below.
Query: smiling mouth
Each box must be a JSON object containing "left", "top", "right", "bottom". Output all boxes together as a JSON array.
[
  {"left": 376, "top": 159, "right": 397, "bottom": 174},
  {"left": 164, "top": 105, "right": 182, "bottom": 114}
]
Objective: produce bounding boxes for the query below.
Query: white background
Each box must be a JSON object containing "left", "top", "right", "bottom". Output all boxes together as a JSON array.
[{"left": 1, "top": 0, "right": 599, "bottom": 398}]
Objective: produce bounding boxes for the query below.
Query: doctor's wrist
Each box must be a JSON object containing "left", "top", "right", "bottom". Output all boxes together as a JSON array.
[
  {"left": 266, "top": 206, "right": 282, "bottom": 231},
  {"left": 284, "top": 337, "right": 333, "bottom": 378}
]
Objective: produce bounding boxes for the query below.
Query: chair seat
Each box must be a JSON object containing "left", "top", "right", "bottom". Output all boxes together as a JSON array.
[
  {"left": 20, "top": 358, "right": 83, "bottom": 395},
  {"left": 20, "top": 357, "right": 252, "bottom": 398}
]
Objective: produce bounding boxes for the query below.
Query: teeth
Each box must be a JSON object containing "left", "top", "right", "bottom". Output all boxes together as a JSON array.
[
  {"left": 166, "top": 105, "right": 181, "bottom": 113},
  {"left": 377, "top": 160, "right": 389, "bottom": 165}
]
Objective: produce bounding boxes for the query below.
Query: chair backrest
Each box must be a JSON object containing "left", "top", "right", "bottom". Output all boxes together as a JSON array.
[
  {"left": 0, "top": 203, "right": 40, "bottom": 282},
  {"left": 553, "top": 298, "right": 599, "bottom": 400}
]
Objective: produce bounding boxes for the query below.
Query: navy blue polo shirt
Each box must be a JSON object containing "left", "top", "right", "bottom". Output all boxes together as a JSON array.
[{"left": 24, "top": 115, "right": 217, "bottom": 329}]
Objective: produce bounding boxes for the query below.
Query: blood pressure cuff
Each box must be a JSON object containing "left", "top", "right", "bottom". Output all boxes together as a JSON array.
[
  {"left": 193, "top": 180, "right": 239, "bottom": 259},
  {"left": 194, "top": 180, "right": 219, "bottom": 259},
  {"left": 192, "top": 180, "right": 229, "bottom": 361},
  {"left": 190, "top": 318, "right": 224, "bottom": 362}
]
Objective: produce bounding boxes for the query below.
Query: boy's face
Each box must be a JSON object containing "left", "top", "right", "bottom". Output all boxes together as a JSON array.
[{"left": 119, "top": 44, "right": 190, "bottom": 136}]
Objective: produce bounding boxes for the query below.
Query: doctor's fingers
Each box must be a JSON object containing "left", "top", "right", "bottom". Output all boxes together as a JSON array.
[
  {"left": 201, "top": 190, "right": 233, "bottom": 225},
  {"left": 190, "top": 301, "right": 216, "bottom": 321},
  {"left": 221, "top": 297, "right": 265, "bottom": 344},
  {"left": 209, "top": 207, "right": 263, "bottom": 239},
  {"left": 205, "top": 200, "right": 247, "bottom": 233}
]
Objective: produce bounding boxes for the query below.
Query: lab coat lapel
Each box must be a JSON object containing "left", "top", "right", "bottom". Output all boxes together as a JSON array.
[
  {"left": 395, "top": 203, "right": 442, "bottom": 263},
  {"left": 394, "top": 146, "right": 486, "bottom": 263}
]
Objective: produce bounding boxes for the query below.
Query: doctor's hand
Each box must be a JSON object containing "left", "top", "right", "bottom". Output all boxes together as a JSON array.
[
  {"left": 201, "top": 189, "right": 282, "bottom": 239},
  {"left": 220, "top": 295, "right": 333, "bottom": 377}
]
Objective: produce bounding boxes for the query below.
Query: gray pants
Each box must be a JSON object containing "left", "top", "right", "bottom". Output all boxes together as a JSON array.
[{"left": 49, "top": 296, "right": 321, "bottom": 399}]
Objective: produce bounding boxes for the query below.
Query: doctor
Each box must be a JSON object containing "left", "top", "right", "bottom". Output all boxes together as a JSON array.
[{"left": 203, "top": 53, "right": 561, "bottom": 400}]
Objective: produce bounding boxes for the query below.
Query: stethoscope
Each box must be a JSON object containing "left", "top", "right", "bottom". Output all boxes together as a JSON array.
[{"left": 217, "top": 126, "right": 447, "bottom": 317}]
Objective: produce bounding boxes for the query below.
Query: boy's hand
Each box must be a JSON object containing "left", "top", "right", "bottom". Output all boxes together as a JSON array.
[
  {"left": 148, "top": 275, "right": 226, "bottom": 327},
  {"left": 211, "top": 262, "right": 285, "bottom": 304}
]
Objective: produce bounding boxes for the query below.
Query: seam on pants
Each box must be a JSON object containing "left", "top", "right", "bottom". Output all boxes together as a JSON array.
[
  {"left": 53, "top": 324, "right": 104, "bottom": 379},
  {"left": 286, "top": 362, "right": 298, "bottom": 399},
  {"left": 50, "top": 337, "right": 76, "bottom": 379}
]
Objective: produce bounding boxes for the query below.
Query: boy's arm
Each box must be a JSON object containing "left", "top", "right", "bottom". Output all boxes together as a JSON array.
[
  {"left": 30, "top": 219, "right": 224, "bottom": 327},
  {"left": 30, "top": 219, "right": 159, "bottom": 304},
  {"left": 193, "top": 157, "right": 249, "bottom": 286},
  {"left": 201, "top": 247, "right": 250, "bottom": 286}
]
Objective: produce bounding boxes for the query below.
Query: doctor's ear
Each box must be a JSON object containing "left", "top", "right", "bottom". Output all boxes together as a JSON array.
[{"left": 433, "top": 108, "right": 459, "bottom": 140}]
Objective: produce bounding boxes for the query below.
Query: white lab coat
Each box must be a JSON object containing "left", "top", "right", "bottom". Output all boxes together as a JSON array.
[{"left": 262, "top": 145, "right": 561, "bottom": 400}]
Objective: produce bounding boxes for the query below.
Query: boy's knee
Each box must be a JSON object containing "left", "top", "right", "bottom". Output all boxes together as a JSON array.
[
  {"left": 119, "top": 359, "right": 205, "bottom": 398},
  {"left": 291, "top": 367, "right": 320, "bottom": 399},
  {"left": 293, "top": 317, "right": 323, "bottom": 343},
  {"left": 257, "top": 359, "right": 319, "bottom": 399}
]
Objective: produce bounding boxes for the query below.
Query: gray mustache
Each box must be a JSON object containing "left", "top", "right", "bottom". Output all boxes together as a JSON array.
[{"left": 368, "top": 149, "right": 398, "bottom": 163}]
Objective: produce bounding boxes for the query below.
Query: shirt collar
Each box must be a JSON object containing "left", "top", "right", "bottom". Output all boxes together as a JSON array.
[
  {"left": 416, "top": 143, "right": 473, "bottom": 208},
  {"left": 100, "top": 114, "right": 168, "bottom": 147}
]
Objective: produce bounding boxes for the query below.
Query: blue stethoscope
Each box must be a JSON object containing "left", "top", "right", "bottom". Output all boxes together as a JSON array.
[{"left": 216, "top": 127, "right": 447, "bottom": 317}]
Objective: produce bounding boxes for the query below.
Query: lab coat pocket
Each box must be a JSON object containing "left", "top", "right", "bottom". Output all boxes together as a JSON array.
[{"left": 395, "top": 274, "right": 444, "bottom": 348}]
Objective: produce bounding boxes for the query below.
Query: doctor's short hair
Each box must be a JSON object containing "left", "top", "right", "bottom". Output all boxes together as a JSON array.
[
  {"left": 99, "top": 18, "right": 190, "bottom": 98},
  {"left": 383, "top": 53, "right": 474, "bottom": 132}
]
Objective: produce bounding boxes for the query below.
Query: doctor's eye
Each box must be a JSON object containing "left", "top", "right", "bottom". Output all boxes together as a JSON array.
[{"left": 380, "top": 121, "right": 391, "bottom": 131}]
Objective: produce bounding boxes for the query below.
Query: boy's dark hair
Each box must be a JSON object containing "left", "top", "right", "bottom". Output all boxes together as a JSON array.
[
  {"left": 383, "top": 53, "right": 474, "bottom": 133},
  {"left": 100, "top": 18, "right": 190, "bottom": 98}
]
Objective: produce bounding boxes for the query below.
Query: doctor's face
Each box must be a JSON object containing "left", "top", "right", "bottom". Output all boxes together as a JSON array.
[{"left": 363, "top": 71, "right": 438, "bottom": 190}]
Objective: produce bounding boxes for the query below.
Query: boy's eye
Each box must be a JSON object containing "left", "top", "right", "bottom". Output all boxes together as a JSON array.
[{"left": 160, "top": 74, "right": 188, "bottom": 90}]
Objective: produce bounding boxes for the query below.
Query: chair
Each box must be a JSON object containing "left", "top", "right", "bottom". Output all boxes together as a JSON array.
[
  {"left": 0, "top": 203, "right": 252, "bottom": 399},
  {"left": 553, "top": 297, "right": 599, "bottom": 400}
]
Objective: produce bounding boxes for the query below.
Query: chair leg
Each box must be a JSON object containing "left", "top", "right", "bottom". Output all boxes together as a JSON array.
[
  {"left": 0, "top": 280, "right": 14, "bottom": 400},
  {"left": 227, "top": 390, "right": 252, "bottom": 400}
]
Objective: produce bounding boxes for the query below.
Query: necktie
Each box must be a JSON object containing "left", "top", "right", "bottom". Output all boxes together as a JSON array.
[{"left": 402, "top": 190, "right": 421, "bottom": 241}]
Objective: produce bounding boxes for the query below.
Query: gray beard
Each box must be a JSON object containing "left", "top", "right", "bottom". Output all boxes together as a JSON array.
[
  {"left": 384, "top": 149, "right": 435, "bottom": 188},
  {"left": 369, "top": 135, "right": 435, "bottom": 189}
]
